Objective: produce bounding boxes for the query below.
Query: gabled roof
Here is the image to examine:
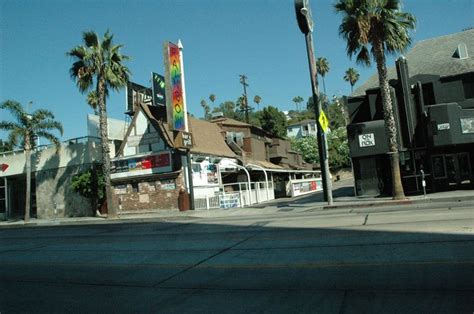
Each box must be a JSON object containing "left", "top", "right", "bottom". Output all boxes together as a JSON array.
[
  {"left": 118, "top": 103, "right": 236, "bottom": 158},
  {"left": 288, "top": 119, "right": 316, "bottom": 127},
  {"left": 211, "top": 117, "right": 252, "bottom": 127},
  {"left": 353, "top": 29, "right": 474, "bottom": 96}
]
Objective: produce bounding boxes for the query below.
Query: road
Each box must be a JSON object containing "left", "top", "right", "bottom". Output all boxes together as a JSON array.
[{"left": 0, "top": 204, "right": 473, "bottom": 313}]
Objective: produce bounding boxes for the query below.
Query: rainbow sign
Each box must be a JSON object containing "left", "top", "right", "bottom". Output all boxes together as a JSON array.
[{"left": 164, "top": 42, "right": 186, "bottom": 131}]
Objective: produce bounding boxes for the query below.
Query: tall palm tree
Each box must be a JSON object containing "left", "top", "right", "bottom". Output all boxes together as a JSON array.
[
  {"left": 253, "top": 95, "right": 262, "bottom": 110},
  {"left": 209, "top": 94, "right": 216, "bottom": 107},
  {"left": 292, "top": 96, "right": 304, "bottom": 112},
  {"left": 316, "top": 57, "right": 330, "bottom": 95},
  {"left": 68, "top": 30, "right": 130, "bottom": 217},
  {"left": 200, "top": 99, "right": 210, "bottom": 120},
  {"left": 0, "top": 100, "right": 63, "bottom": 222},
  {"left": 335, "top": 0, "right": 415, "bottom": 200},
  {"left": 344, "top": 67, "right": 360, "bottom": 93}
]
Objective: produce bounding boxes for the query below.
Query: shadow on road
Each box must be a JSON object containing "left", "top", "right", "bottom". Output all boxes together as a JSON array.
[{"left": 0, "top": 215, "right": 472, "bottom": 313}]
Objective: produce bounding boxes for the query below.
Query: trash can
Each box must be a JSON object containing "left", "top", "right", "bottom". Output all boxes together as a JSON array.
[{"left": 178, "top": 187, "right": 190, "bottom": 212}]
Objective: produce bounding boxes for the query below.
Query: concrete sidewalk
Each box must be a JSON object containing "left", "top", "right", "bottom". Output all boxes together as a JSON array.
[{"left": 1, "top": 187, "right": 473, "bottom": 228}]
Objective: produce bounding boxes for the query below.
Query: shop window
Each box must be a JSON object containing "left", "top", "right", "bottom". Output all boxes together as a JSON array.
[
  {"left": 422, "top": 83, "right": 436, "bottom": 105},
  {"left": 432, "top": 155, "right": 446, "bottom": 179}
]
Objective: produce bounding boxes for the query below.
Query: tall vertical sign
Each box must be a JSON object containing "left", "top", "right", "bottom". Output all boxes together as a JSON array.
[{"left": 164, "top": 41, "right": 187, "bottom": 131}]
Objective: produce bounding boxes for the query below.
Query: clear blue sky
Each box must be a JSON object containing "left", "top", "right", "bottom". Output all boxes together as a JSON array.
[{"left": 1, "top": 0, "right": 472, "bottom": 141}]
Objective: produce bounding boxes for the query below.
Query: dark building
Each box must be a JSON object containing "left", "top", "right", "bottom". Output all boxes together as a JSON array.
[{"left": 345, "top": 30, "right": 474, "bottom": 196}]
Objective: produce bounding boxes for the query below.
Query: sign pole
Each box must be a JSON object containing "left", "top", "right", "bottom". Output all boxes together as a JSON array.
[
  {"left": 177, "top": 40, "right": 195, "bottom": 210},
  {"left": 295, "top": 0, "right": 333, "bottom": 205}
]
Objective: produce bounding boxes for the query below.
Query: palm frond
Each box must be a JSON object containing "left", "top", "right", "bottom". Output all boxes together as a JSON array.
[
  {"left": 35, "top": 131, "right": 62, "bottom": 152},
  {"left": 1, "top": 100, "right": 28, "bottom": 124},
  {"left": 83, "top": 31, "right": 99, "bottom": 48}
]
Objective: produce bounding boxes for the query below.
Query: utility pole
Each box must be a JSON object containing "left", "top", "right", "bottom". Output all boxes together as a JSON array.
[
  {"left": 239, "top": 74, "right": 249, "bottom": 123},
  {"left": 294, "top": 0, "right": 333, "bottom": 205}
]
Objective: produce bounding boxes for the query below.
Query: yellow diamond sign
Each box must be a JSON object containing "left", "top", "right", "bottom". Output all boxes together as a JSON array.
[{"left": 318, "top": 110, "right": 329, "bottom": 133}]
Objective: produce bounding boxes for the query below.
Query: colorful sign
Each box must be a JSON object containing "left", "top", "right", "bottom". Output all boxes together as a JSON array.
[
  {"left": 164, "top": 42, "right": 186, "bottom": 131},
  {"left": 110, "top": 152, "right": 171, "bottom": 175},
  {"left": 0, "top": 163, "right": 8, "bottom": 172}
]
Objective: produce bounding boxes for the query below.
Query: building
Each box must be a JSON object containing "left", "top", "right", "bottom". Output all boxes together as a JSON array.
[
  {"left": 345, "top": 30, "right": 474, "bottom": 196},
  {"left": 287, "top": 119, "right": 318, "bottom": 138}
]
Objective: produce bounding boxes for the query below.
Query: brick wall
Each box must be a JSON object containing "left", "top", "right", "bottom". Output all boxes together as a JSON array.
[{"left": 112, "top": 172, "right": 185, "bottom": 212}]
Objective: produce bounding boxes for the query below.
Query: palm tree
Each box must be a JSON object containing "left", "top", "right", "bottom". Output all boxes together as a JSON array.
[
  {"left": 253, "top": 95, "right": 262, "bottom": 110},
  {"left": 292, "top": 96, "right": 304, "bottom": 112},
  {"left": 0, "top": 100, "right": 63, "bottom": 222},
  {"left": 200, "top": 99, "right": 210, "bottom": 120},
  {"left": 316, "top": 57, "right": 330, "bottom": 95},
  {"left": 335, "top": 0, "right": 415, "bottom": 200},
  {"left": 68, "top": 30, "right": 130, "bottom": 217},
  {"left": 209, "top": 94, "right": 216, "bottom": 107},
  {"left": 344, "top": 68, "right": 360, "bottom": 93}
]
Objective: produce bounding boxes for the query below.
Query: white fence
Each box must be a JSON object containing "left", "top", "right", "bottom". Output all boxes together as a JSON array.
[{"left": 194, "top": 181, "right": 275, "bottom": 210}]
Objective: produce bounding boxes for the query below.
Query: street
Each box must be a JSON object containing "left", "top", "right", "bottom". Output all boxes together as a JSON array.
[{"left": 0, "top": 203, "right": 473, "bottom": 313}]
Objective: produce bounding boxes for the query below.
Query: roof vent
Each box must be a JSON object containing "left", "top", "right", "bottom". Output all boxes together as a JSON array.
[{"left": 453, "top": 43, "right": 469, "bottom": 59}]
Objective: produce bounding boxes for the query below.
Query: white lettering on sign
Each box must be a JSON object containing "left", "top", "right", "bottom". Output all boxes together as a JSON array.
[
  {"left": 437, "top": 123, "right": 450, "bottom": 131},
  {"left": 358, "top": 133, "right": 375, "bottom": 147}
]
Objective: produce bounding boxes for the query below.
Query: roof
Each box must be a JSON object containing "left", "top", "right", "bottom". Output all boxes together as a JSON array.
[
  {"left": 245, "top": 159, "right": 283, "bottom": 170},
  {"left": 211, "top": 117, "right": 252, "bottom": 127},
  {"left": 353, "top": 29, "right": 474, "bottom": 96},
  {"left": 118, "top": 104, "right": 236, "bottom": 159},
  {"left": 186, "top": 117, "right": 236, "bottom": 158},
  {"left": 288, "top": 119, "right": 316, "bottom": 127}
]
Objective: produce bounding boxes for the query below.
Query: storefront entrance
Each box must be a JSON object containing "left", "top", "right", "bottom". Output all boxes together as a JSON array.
[{"left": 432, "top": 153, "right": 472, "bottom": 190}]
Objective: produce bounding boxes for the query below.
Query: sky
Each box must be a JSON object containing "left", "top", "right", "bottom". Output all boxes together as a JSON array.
[{"left": 1, "top": 0, "right": 473, "bottom": 141}]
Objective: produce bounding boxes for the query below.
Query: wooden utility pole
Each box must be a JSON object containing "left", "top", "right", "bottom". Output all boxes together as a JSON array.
[
  {"left": 239, "top": 74, "right": 249, "bottom": 123},
  {"left": 295, "top": 0, "right": 333, "bottom": 205}
]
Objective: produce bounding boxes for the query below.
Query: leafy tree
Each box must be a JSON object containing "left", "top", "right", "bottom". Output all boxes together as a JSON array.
[
  {"left": 253, "top": 95, "right": 262, "bottom": 110},
  {"left": 68, "top": 30, "right": 130, "bottom": 217},
  {"left": 0, "top": 100, "right": 63, "bottom": 221},
  {"left": 344, "top": 67, "right": 360, "bottom": 93},
  {"left": 212, "top": 101, "right": 238, "bottom": 119},
  {"left": 71, "top": 163, "right": 105, "bottom": 214},
  {"left": 291, "top": 129, "right": 350, "bottom": 171},
  {"left": 327, "top": 128, "right": 351, "bottom": 170},
  {"left": 291, "top": 135, "right": 319, "bottom": 164},
  {"left": 316, "top": 57, "right": 330, "bottom": 95},
  {"left": 335, "top": 0, "right": 415, "bottom": 199},
  {"left": 292, "top": 96, "right": 304, "bottom": 112},
  {"left": 258, "top": 106, "right": 288, "bottom": 138}
]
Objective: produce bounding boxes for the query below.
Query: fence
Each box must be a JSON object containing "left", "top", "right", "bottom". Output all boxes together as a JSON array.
[{"left": 193, "top": 181, "right": 275, "bottom": 210}]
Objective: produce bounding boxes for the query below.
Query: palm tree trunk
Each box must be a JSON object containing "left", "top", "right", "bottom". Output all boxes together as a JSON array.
[
  {"left": 24, "top": 140, "right": 31, "bottom": 222},
  {"left": 351, "top": 84, "right": 354, "bottom": 93},
  {"left": 97, "top": 77, "right": 117, "bottom": 218},
  {"left": 374, "top": 41, "right": 405, "bottom": 200}
]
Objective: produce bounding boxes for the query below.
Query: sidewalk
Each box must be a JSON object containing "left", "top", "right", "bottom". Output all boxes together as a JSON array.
[{"left": 1, "top": 187, "right": 473, "bottom": 228}]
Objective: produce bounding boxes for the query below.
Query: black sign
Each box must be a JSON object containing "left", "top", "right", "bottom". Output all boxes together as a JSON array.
[
  {"left": 126, "top": 81, "right": 152, "bottom": 112},
  {"left": 152, "top": 72, "right": 166, "bottom": 107}
]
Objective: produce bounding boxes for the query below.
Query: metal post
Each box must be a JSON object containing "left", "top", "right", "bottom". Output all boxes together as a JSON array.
[
  {"left": 304, "top": 31, "right": 333, "bottom": 205},
  {"left": 420, "top": 169, "right": 427, "bottom": 198}
]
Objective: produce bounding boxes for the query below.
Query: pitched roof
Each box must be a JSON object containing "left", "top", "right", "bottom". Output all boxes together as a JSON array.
[
  {"left": 288, "top": 119, "right": 316, "bottom": 127},
  {"left": 186, "top": 117, "right": 236, "bottom": 158},
  {"left": 353, "top": 29, "right": 474, "bottom": 96},
  {"left": 211, "top": 117, "right": 252, "bottom": 127}
]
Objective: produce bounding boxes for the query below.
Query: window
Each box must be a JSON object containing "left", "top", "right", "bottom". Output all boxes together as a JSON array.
[{"left": 131, "top": 182, "right": 139, "bottom": 193}]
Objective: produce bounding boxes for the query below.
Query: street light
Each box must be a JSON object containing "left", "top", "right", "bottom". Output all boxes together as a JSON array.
[{"left": 294, "top": 0, "right": 333, "bottom": 205}]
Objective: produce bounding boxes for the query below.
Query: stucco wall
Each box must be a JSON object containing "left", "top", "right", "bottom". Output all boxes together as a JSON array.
[{"left": 35, "top": 164, "right": 94, "bottom": 218}]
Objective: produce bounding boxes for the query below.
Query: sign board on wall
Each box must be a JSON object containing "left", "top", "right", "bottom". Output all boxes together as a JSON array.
[
  {"left": 126, "top": 81, "right": 152, "bottom": 112},
  {"left": 358, "top": 133, "right": 375, "bottom": 147},
  {"left": 110, "top": 151, "right": 172, "bottom": 179},
  {"left": 152, "top": 72, "right": 166, "bottom": 107},
  {"left": 163, "top": 41, "right": 187, "bottom": 131}
]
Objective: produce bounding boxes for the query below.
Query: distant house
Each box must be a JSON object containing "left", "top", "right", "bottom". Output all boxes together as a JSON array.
[
  {"left": 345, "top": 29, "right": 474, "bottom": 196},
  {"left": 287, "top": 119, "right": 318, "bottom": 138}
]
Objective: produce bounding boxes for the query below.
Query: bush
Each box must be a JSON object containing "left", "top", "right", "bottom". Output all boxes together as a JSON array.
[{"left": 71, "top": 163, "right": 105, "bottom": 211}]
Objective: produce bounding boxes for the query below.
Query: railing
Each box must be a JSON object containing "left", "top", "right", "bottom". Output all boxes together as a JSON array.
[
  {"left": 193, "top": 181, "right": 275, "bottom": 210},
  {"left": 0, "top": 136, "right": 101, "bottom": 157}
]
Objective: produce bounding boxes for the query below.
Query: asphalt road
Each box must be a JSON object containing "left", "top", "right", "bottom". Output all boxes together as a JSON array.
[{"left": 0, "top": 205, "right": 473, "bottom": 313}]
